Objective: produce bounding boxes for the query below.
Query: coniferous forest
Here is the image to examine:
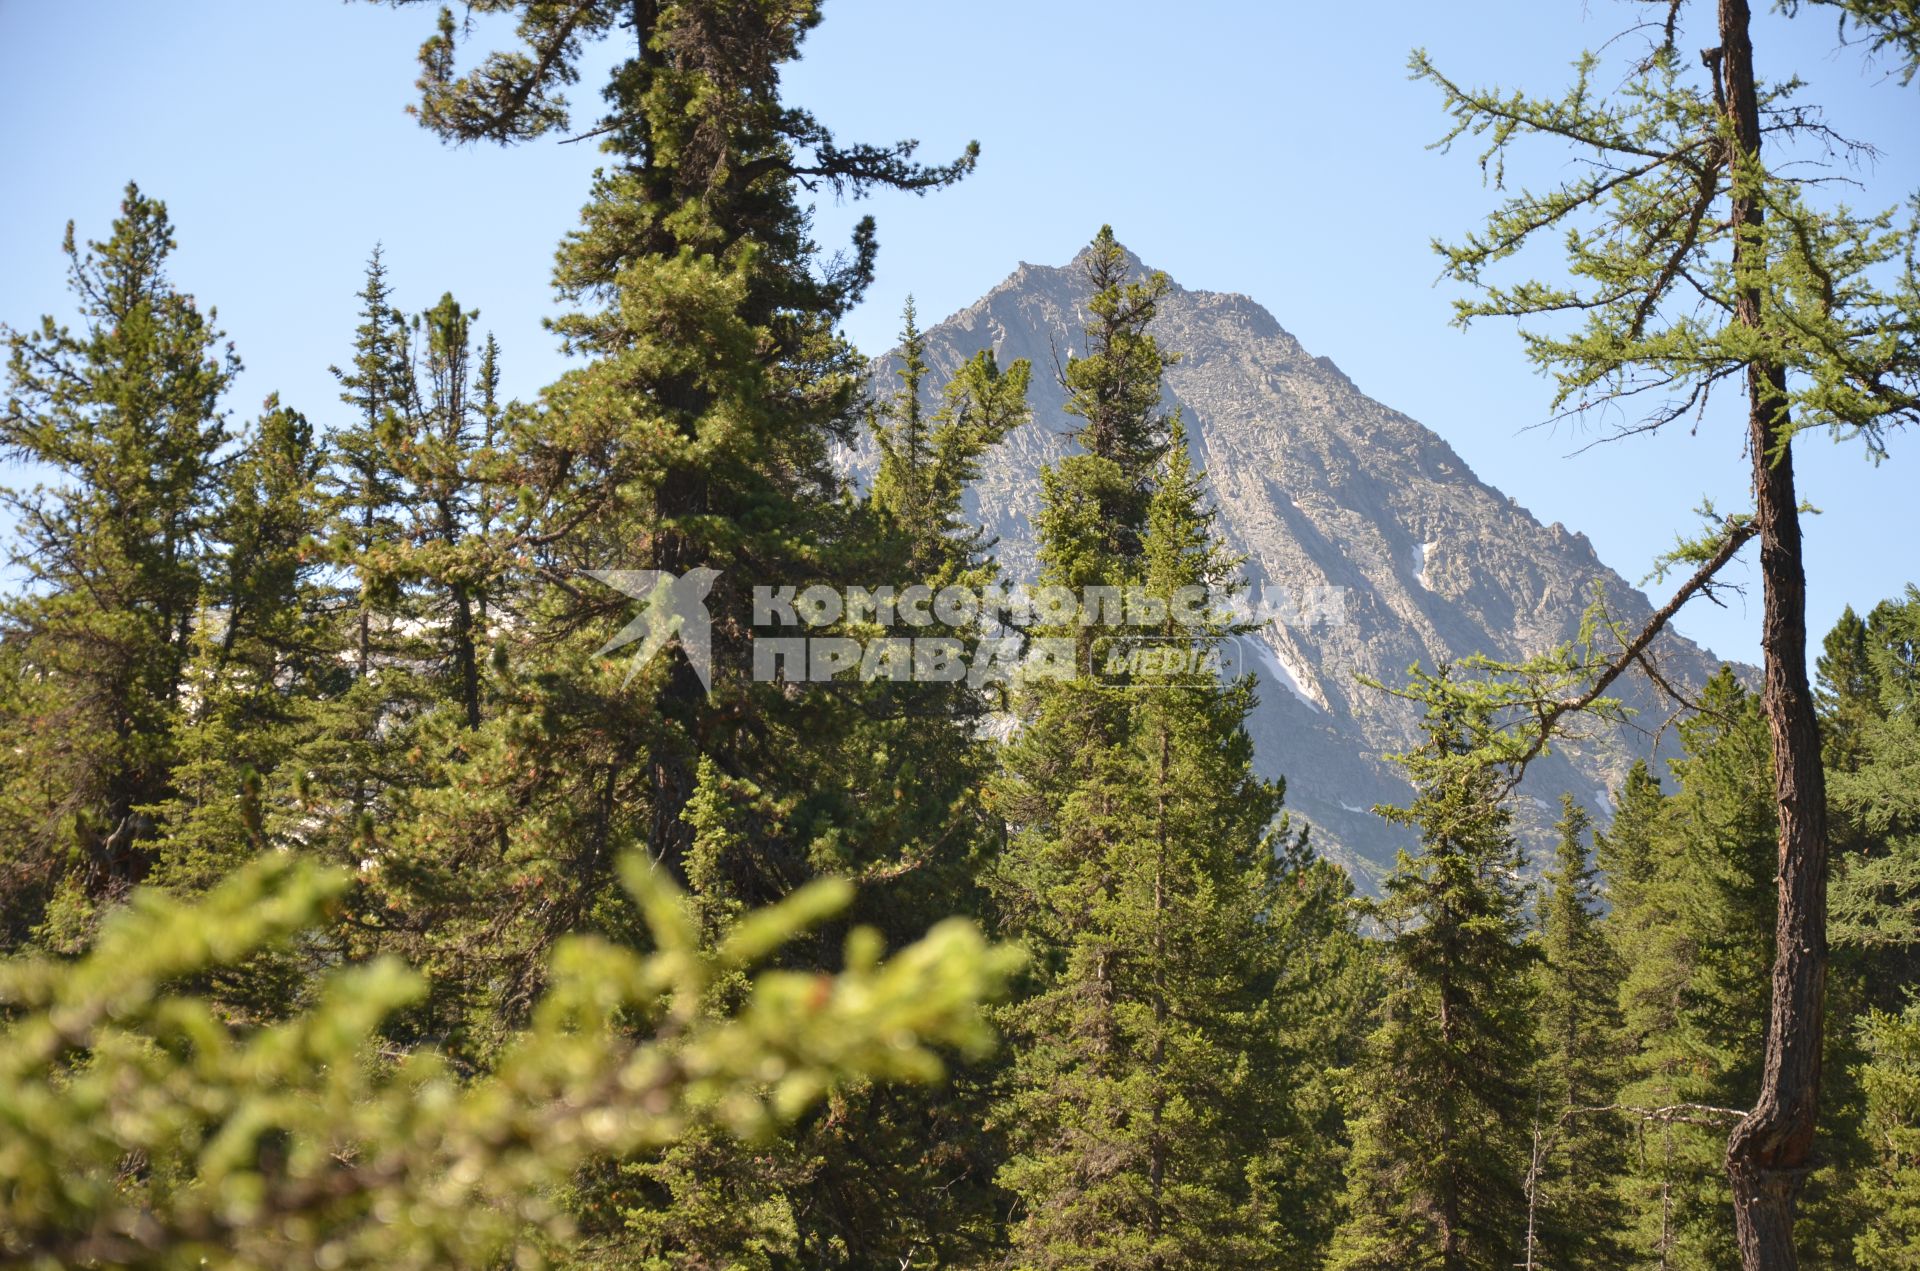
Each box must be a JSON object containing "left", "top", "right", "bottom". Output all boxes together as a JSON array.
[{"left": 2, "top": 2, "right": 1919, "bottom": 1268}]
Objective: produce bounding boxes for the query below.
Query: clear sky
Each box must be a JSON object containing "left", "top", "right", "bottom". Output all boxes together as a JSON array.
[{"left": 2, "top": 0, "right": 1914, "bottom": 664}]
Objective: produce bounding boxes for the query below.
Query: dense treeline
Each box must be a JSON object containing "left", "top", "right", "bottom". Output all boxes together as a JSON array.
[{"left": 1, "top": 1, "right": 1916, "bottom": 1268}]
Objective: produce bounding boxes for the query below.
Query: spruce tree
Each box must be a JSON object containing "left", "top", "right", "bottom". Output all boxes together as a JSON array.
[
  {"left": 992, "top": 232, "right": 1333, "bottom": 1265},
  {"left": 399, "top": 292, "right": 495, "bottom": 730},
  {"left": 1826, "top": 590, "right": 1920, "bottom": 1266},
  {"left": 1595, "top": 760, "right": 1667, "bottom": 926},
  {"left": 870, "top": 297, "right": 1031, "bottom": 585},
  {"left": 1830, "top": 590, "right": 1920, "bottom": 960},
  {"left": 151, "top": 396, "right": 333, "bottom": 897},
  {"left": 1608, "top": 671, "right": 1779, "bottom": 1269},
  {"left": 301, "top": 249, "right": 428, "bottom": 869},
  {"left": 1251, "top": 829, "right": 1380, "bottom": 1264},
  {"left": 1525, "top": 795, "right": 1628, "bottom": 1269},
  {"left": 1328, "top": 694, "right": 1537, "bottom": 1271},
  {"left": 327, "top": 246, "right": 411, "bottom": 683},
  {"left": 1817, "top": 605, "right": 1882, "bottom": 780},
  {"left": 1855, "top": 998, "right": 1920, "bottom": 1268}
]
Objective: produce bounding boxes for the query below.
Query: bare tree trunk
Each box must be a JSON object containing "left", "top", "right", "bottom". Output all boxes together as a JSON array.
[{"left": 1715, "top": 3, "right": 1833, "bottom": 1266}]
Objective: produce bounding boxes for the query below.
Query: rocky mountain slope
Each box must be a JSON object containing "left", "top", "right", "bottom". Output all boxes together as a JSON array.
[{"left": 848, "top": 248, "right": 1734, "bottom": 885}]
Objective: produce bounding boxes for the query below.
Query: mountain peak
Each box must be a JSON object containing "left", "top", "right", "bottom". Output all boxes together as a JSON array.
[{"left": 856, "top": 251, "right": 1729, "bottom": 884}]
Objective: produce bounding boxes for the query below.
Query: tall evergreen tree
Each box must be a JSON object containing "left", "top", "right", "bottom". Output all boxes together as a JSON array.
[
  {"left": 1855, "top": 998, "right": 1920, "bottom": 1269},
  {"left": 328, "top": 246, "right": 411, "bottom": 683},
  {"left": 1524, "top": 795, "right": 1628, "bottom": 1269},
  {"left": 1826, "top": 589, "right": 1920, "bottom": 1266},
  {"left": 0, "top": 184, "right": 238, "bottom": 946},
  {"left": 991, "top": 233, "right": 1327, "bottom": 1266},
  {"left": 1061, "top": 225, "right": 1172, "bottom": 557},
  {"left": 1829, "top": 590, "right": 1920, "bottom": 961},
  {"left": 357, "top": 4, "right": 1006, "bottom": 1264},
  {"left": 1328, "top": 694, "right": 1536, "bottom": 1271},
  {"left": 150, "top": 396, "right": 333, "bottom": 897},
  {"left": 1595, "top": 759, "right": 1666, "bottom": 922},
  {"left": 870, "top": 297, "right": 1031, "bottom": 585},
  {"left": 671, "top": 300, "right": 1033, "bottom": 1271},
  {"left": 1817, "top": 605, "right": 1881, "bottom": 780},
  {"left": 1607, "top": 671, "right": 1779, "bottom": 1269},
  {"left": 400, "top": 292, "right": 495, "bottom": 730}
]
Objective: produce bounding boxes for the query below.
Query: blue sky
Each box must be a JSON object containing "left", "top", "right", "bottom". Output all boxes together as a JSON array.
[{"left": 2, "top": 0, "right": 1914, "bottom": 664}]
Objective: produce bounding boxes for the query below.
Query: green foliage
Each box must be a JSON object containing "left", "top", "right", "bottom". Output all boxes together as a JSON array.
[
  {"left": 151, "top": 396, "right": 333, "bottom": 898},
  {"left": 1327, "top": 695, "right": 1537, "bottom": 1271},
  {"left": 1830, "top": 589, "right": 1920, "bottom": 956},
  {"left": 1526, "top": 796, "right": 1628, "bottom": 1269},
  {"left": 990, "top": 234, "right": 1353, "bottom": 1267},
  {"left": 1856, "top": 998, "right": 1920, "bottom": 1267},
  {"left": 1411, "top": 34, "right": 1919, "bottom": 454},
  {"left": 1605, "top": 671, "right": 1776, "bottom": 1269},
  {"left": 870, "top": 298, "right": 1032, "bottom": 583},
  {"left": 1060, "top": 224, "right": 1175, "bottom": 550},
  {"left": 1789, "top": 0, "right": 1920, "bottom": 84},
  {"left": 12, "top": 5, "right": 1920, "bottom": 1267},
  {"left": 0, "top": 184, "right": 239, "bottom": 943},
  {"left": 342, "top": 6, "right": 1020, "bottom": 1264},
  {"left": 0, "top": 852, "right": 1016, "bottom": 1269}
]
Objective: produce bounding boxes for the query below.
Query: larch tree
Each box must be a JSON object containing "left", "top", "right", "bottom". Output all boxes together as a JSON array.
[{"left": 1409, "top": 3, "right": 1920, "bottom": 1261}]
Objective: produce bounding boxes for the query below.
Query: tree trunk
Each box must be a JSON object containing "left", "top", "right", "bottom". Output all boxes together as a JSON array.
[
  {"left": 1716, "top": 3, "right": 1832, "bottom": 1266},
  {"left": 451, "top": 580, "right": 481, "bottom": 731}
]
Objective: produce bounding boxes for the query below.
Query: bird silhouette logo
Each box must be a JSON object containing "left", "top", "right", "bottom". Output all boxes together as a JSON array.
[{"left": 584, "top": 568, "right": 720, "bottom": 692}]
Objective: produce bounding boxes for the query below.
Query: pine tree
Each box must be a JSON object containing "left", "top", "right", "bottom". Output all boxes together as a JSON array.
[
  {"left": 0, "top": 183, "right": 238, "bottom": 946},
  {"left": 359, "top": 5, "right": 1003, "bottom": 1263},
  {"left": 1328, "top": 694, "right": 1536, "bottom": 1271}
]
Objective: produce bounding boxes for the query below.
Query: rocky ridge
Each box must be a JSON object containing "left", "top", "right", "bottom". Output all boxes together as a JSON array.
[{"left": 846, "top": 249, "right": 1733, "bottom": 884}]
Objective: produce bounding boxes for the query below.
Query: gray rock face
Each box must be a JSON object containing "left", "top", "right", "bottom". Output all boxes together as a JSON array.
[{"left": 847, "top": 248, "right": 1732, "bottom": 886}]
